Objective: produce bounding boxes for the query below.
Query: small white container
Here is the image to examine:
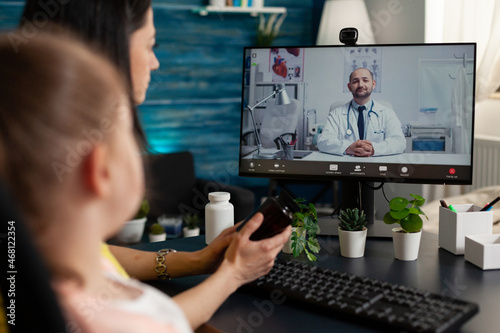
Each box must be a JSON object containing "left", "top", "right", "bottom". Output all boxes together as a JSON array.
[
  {"left": 338, "top": 227, "right": 367, "bottom": 258},
  {"left": 149, "top": 232, "right": 166, "bottom": 243},
  {"left": 158, "top": 214, "right": 183, "bottom": 238},
  {"left": 183, "top": 226, "right": 200, "bottom": 238},
  {"left": 205, "top": 192, "right": 234, "bottom": 244},
  {"left": 439, "top": 205, "right": 492, "bottom": 255},
  {"left": 252, "top": 0, "right": 264, "bottom": 8},
  {"left": 465, "top": 234, "right": 500, "bottom": 270},
  {"left": 115, "top": 217, "right": 147, "bottom": 244},
  {"left": 392, "top": 228, "right": 421, "bottom": 261},
  {"left": 209, "top": 0, "right": 226, "bottom": 7}
]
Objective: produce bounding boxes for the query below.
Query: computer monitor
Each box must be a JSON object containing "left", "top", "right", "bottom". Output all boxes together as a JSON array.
[{"left": 239, "top": 43, "right": 476, "bottom": 237}]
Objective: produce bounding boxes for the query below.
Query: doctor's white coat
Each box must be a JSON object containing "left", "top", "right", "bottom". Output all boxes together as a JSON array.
[{"left": 317, "top": 100, "right": 406, "bottom": 156}]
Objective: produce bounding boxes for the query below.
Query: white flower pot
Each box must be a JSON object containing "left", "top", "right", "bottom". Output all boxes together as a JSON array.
[
  {"left": 338, "top": 227, "right": 367, "bottom": 258},
  {"left": 183, "top": 227, "right": 200, "bottom": 238},
  {"left": 115, "top": 217, "right": 147, "bottom": 244},
  {"left": 283, "top": 227, "right": 305, "bottom": 254},
  {"left": 392, "top": 228, "right": 422, "bottom": 261},
  {"left": 149, "top": 232, "right": 166, "bottom": 242}
]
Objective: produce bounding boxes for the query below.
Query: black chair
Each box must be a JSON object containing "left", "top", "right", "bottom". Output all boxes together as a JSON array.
[
  {"left": 146, "top": 151, "right": 255, "bottom": 224},
  {"left": 0, "top": 182, "right": 68, "bottom": 332}
]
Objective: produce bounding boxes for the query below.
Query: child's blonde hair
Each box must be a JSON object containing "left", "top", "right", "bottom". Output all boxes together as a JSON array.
[{"left": 0, "top": 31, "right": 131, "bottom": 220}]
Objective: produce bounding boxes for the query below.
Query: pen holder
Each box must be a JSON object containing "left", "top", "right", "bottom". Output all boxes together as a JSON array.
[
  {"left": 438, "top": 204, "right": 493, "bottom": 255},
  {"left": 281, "top": 144, "right": 294, "bottom": 160}
]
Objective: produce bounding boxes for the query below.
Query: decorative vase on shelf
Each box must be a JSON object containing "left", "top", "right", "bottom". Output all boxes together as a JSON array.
[
  {"left": 209, "top": 0, "right": 226, "bottom": 7},
  {"left": 252, "top": 0, "right": 264, "bottom": 8}
]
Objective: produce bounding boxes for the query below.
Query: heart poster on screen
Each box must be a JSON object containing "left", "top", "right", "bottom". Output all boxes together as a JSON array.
[{"left": 268, "top": 48, "right": 304, "bottom": 83}]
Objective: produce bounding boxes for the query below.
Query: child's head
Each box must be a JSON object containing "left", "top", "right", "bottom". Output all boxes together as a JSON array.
[{"left": 0, "top": 32, "right": 145, "bottom": 237}]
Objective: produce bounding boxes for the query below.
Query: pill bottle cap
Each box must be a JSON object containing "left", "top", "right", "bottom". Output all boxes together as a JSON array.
[{"left": 208, "top": 192, "right": 231, "bottom": 202}]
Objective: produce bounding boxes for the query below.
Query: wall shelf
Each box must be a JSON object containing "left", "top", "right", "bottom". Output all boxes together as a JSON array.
[{"left": 193, "top": 6, "right": 287, "bottom": 17}]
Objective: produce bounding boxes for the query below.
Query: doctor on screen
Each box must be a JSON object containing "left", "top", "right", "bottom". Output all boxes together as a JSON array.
[{"left": 317, "top": 68, "right": 406, "bottom": 157}]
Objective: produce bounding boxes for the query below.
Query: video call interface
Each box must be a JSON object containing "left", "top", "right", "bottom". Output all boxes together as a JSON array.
[{"left": 239, "top": 43, "right": 476, "bottom": 185}]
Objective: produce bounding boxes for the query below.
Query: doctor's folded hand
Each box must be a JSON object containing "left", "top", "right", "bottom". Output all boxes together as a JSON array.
[{"left": 346, "top": 140, "right": 374, "bottom": 157}]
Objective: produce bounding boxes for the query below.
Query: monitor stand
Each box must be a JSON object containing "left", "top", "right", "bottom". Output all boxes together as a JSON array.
[{"left": 317, "top": 180, "right": 394, "bottom": 238}]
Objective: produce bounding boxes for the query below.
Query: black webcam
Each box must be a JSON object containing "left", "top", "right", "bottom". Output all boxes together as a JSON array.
[{"left": 339, "top": 27, "right": 358, "bottom": 46}]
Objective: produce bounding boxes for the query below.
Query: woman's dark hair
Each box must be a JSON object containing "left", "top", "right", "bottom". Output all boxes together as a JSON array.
[{"left": 20, "top": 0, "right": 152, "bottom": 148}]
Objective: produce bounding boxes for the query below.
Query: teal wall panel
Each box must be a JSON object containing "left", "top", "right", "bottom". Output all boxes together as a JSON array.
[{"left": 0, "top": 0, "right": 316, "bottom": 187}]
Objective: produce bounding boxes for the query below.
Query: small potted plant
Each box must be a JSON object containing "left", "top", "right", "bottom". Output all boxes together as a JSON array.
[
  {"left": 383, "top": 194, "right": 428, "bottom": 261},
  {"left": 182, "top": 212, "right": 200, "bottom": 237},
  {"left": 338, "top": 208, "right": 368, "bottom": 258},
  {"left": 115, "top": 198, "right": 149, "bottom": 244},
  {"left": 283, "top": 198, "right": 321, "bottom": 261},
  {"left": 149, "top": 222, "right": 166, "bottom": 242}
]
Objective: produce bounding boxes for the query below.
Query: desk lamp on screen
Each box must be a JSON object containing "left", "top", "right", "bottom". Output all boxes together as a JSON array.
[
  {"left": 238, "top": 30, "right": 476, "bottom": 237},
  {"left": 246, "top": 83, "right": 291, "bottom": 159}
]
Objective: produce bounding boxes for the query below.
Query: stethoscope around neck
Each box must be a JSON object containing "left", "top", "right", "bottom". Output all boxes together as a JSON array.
[{"left": 345, "top": 101, "right": 384, "bottom": 136}]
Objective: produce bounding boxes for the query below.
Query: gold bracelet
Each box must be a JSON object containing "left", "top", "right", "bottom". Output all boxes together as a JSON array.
[{"left": 155, "top": 248, "right": 177, "bottom": 280}]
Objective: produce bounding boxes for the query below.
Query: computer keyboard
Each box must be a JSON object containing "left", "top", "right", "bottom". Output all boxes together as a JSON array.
[{"left": 243, "top": 259, "right": 479, "bottom": 333}]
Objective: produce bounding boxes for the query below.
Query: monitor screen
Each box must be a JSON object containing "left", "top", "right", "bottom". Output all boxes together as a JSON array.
[{"left": 238, "top": 43, "right": 476, "bottom": 186}]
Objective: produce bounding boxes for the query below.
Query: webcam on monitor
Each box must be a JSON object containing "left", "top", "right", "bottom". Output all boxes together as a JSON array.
[{"left": 339, "top": 27, "right": 358, "bottom": 46}]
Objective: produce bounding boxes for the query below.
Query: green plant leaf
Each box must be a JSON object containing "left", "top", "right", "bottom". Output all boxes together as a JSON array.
[
  {"left": 292, "top": 246, "right": 302, "bottom": 257},
  {"left": 291, "top": 197, "right": 321, "bottom": 261},
  {"left": 410, "top": 194, "right": 425, "bottom": 206},
  {"left": 308, "top": 203, "right": 317, "bottom": 219},
  {"left": 295, "top": 197, "right": 306, "bottom": 204},
  {"left": 293, "top": 212, "right": 305, "bottom": 228},
  {"left": 389, "top": 197, "right": 409, "bottom": 211},
  {"left": 306, "top": 251, "right": 317, "bottom": 261},
  {"left": 307, "top": 238, "right": 321, "bottom": 253},
  {"left": 303, "top": 215, "right": 313, "bottom": 226},
  {"left": 415, "top": 206, "right": 429, "bottom": 220},
  {"left": 134, "top": 199, "right": 150, "bottom": 219},
  {"left": 291, "top": 233, "right": 306, "bottom": 258},
  {"left": 383, "top": 212, "right": 398, "bottom": 224},
  {"left": 400, "top": 214, "right": 423, "bottom": 233},
  {"left": 408, "top": 207, "right": 421, "bottom": 215},
  {"left": 389, "top": 208, "right": 410, "bottom": 220}
]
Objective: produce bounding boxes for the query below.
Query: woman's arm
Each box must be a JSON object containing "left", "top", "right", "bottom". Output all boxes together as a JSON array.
[
  {"left": 173, "top": 213, "right": 291, "bottom": 329},
  {"left": 108, "top": 225, "right": 237, "bottom": 280}
]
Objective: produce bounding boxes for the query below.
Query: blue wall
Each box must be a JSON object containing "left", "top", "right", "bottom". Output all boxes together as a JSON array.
[{"left": 0, "top": 0, "right": 317, "bottom": 188}]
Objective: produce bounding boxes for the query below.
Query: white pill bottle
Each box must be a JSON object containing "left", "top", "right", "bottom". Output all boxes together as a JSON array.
[{"left": 205, "top": 192, "right": 234, "bottom": 244}]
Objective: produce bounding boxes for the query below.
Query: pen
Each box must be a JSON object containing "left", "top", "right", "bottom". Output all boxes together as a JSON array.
[
  {"left": 480, "top": 196, "right": 500, "bottom": 211},
  {"left": 440, "top": 199, "right": 448, "bottom": 208},
  {"left": 448, "top": 204, "right": 458, "bottom": 213},
  {"left": 278, "top": 136, "right": 286, "bottom": 147}
]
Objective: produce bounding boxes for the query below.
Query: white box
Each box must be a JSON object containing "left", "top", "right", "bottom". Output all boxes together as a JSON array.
[
  {"left": 465, "top": 234, "right": 500, "bottom": 270},
  {"left": 438, "top": 204, "right": 492, "bottom": 255}
]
